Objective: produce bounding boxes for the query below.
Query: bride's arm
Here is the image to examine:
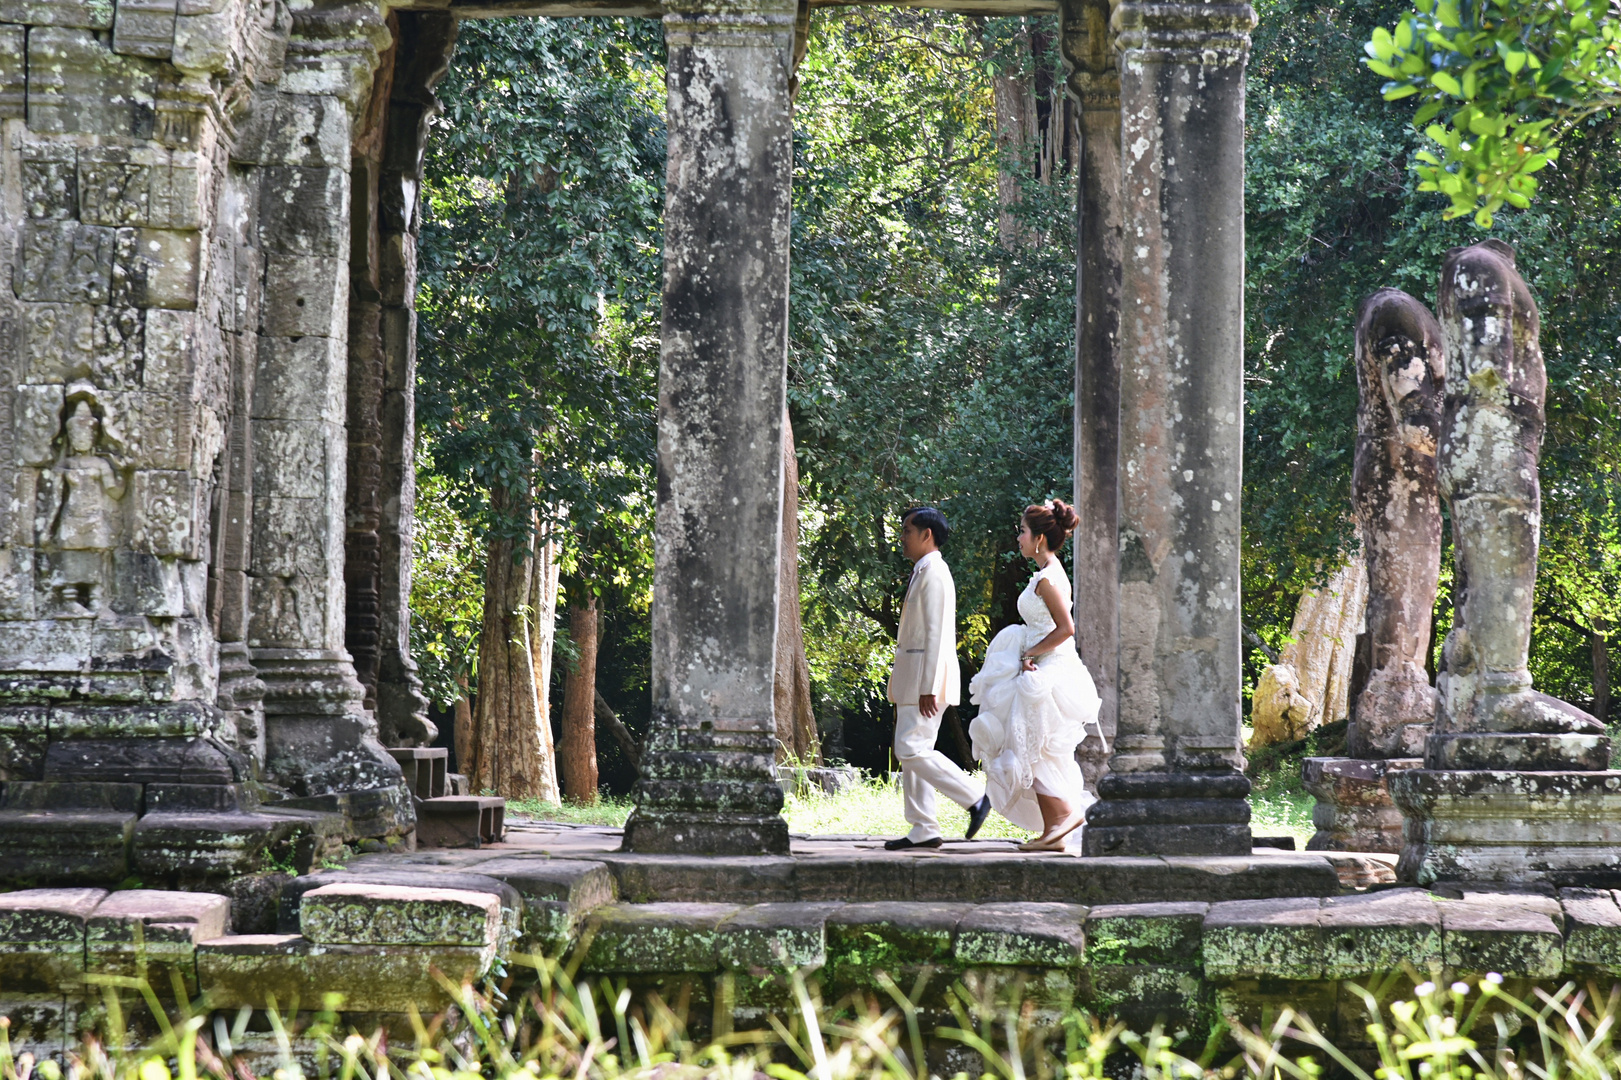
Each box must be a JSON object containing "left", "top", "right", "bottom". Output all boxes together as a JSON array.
[{"left": 1020, "top": 577, "right": 1075, "bottom": 669}]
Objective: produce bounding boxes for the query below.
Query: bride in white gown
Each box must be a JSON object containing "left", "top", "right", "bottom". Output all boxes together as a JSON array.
[{"left": 968, "top": 500, "right": 1104, "bottom": 852}]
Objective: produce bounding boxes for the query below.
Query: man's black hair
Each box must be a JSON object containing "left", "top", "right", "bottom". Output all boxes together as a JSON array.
[{"left": 901, "top": 506, "right": 950, "bottom": 547}]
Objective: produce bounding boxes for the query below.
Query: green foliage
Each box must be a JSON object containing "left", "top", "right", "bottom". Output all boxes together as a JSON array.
[
  {"left": 1365, "top": 0, "right": 1619, "bottom": 224},
  {"left": 417, "top": 16, "right": 663, "bottom": 549},
  {"left": 410, "top": 464, "right": 486, "bottom": 708}
]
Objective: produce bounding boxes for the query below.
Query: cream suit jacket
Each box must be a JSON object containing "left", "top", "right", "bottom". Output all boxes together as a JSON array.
[{"left": 886, "top": 552, "right": 962, "bottom": 706}]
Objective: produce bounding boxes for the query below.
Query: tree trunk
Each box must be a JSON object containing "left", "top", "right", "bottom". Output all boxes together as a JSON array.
[
  {"left": 1594, "top": 627, "right": 1610, "bottom": 724},
  {"left": 773, "top": 409, "right": 821, "bottom": 764},
  {"left": 528, "top": 514, "right": 562, "bottom": 801},
  {"left": 467, "top": 483, "right": 556, "bottom": 800},
  {"left": 453, "top": 671, "right": 472, "bottom": 777},
  {"left": 560, "top": 591, "right": 600, "bottom": 801}
]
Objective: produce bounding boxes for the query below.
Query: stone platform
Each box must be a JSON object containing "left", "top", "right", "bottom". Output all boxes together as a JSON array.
[{"left": 1, "top": 832, "right": 1618, "bottom": 1068}]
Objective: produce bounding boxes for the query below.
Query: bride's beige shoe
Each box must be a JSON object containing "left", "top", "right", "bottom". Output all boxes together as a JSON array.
[{"left": 1017, "top": 810, "right": 1086, "bottom": 852}]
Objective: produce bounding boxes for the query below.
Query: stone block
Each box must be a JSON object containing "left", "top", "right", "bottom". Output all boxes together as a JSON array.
[
  {"left": 1318, "top": 889, "right": 1442, "bottom": 977},
  {"left": 21, "top": 303, "right": 146, "bottom": 388},
  {"left": 0, "top": 995, "right": 75, "bottom": 1060},
  {"left": 13, "top": 384, "right": 65, "bottom": 466},
  {"left": 0, "top": 0, "right": 112, "bottom": 26},
  {"left": 1085, "top": 902, "right": 1207, "bottom": 965},
  {"left": 1561, "top": 888, "right": 1621, "bottom": 970},
  {"left": 0, "top": 708, "right": 50, "bottom": 781},
  {"left": 23, "top": 146, "right": 78, "bottom": 219},
  {"left": 300, "top": 883, "right": 502, "bottom": 948},
  {"left": 608, "top": 855, "right": 796, "bottom": 904},
  {"left": 112, "top": 0, "right": 176, "bottom": 58},
  {"left": 794, "top": 854, "right": 915, "bottom": 902},
  {"left": 1438, "top": 897, "right": 1563, "bottom": 977},
  {"left": 170, "top": 8, "right": 232, "bottom": 72},
  {"left": 954, "top": 902, "right": 1087, "bottom": 968},
  {"left": 909, "top": 854, "right": 1028, "bottom": 903},
  {"left": 380, "top": 306, "right": 416, "bottom": 389},
  {"left": 104, "top": 391, "right": 192, "bottom": 469},
  {"left": 279, "top": 870, "right": 521, "bottom": 945},
  {"left": 130, "top": 471, "right": 197, "bottom": 556},
  {"left": 825, "top": 902, "right": 970, "bottom": 973},
  {"left": 197, "top": 935, "right": 495, "bottom": 1012},
  {"left": 467, "top": 857, "right": 614, "bottom": 954},
  {"left": 258, "top": 167, "right": 349, "bottom": 258},
  {"left": 88, "top": 889, "right": 231, "bottom": 944},
  {"left": 0, "top": 950, "right": 88, "bottom": 995},
  {"left": 43, "top": 733, "right": 234, "bottom": 783},
  {"left": 0, "top": 887, "right": 106, "bottom": 942},
  {"left": 79, "top": 147, "right": 201, "bottom": 229},
  {"left": 232, "top": 91, "right": 352, "bottom": 167},
  {"left": 1215, "top": 978, "right": 1339, "bottom": 1038},
  {"left": 112, "top": 545, "right": 188, "bottom": 617},
  {"left": 0, "top": 809, "right": 133, "bottom": 885},
  {"left": 3, "top": 781, "right": 142, "bottom": 812},
  {"left": 26, "top": 28, "right": 154, "bottom": 136},
  {"left": 15, "top": 221, "right": 115, "bottom": 303},
  {"left": 131, "top": 812, "right": 308, "bottom": 879},
  {"left": 0, "top": 27, "right": 24, "bottom": 119},
  {"left": 716, "top": 902, "right": 840, "bottom": 972},
  {"left": 579, "top": 903, "right": 736, "bottom": 973},
  {"left": 1085, "top": 964, "right": 1205, "bottom": 1026},
  {"left": 115, "top": 228, "right": 201, "bottom": 309},
  {"left": 252, "top": 421, "right": 338, "bottom": 499},
  {"left": 254, "top": 335, "right": 343, "bottom": 423},
  {"left": 262, "top": 256, "right": 347, "bottom": 338},
  {"left": 1203, "top": 898, "right": 1324, "bottom": 980},
  {"left": 379, "top": 234, "right": 416, "bottom": 308}
]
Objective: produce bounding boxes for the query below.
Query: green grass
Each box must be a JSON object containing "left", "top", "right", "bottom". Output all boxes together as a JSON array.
[
  {"left": 1244, "top": 718, "right": 1343, "bottom": 849},
  {"left": 509, "top": 760, "right": 1326, "bottom": 847}
]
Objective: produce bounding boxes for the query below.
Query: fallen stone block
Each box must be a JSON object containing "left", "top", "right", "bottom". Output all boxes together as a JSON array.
[
  {"left": 0, "top": 888, "right": 106, "bottom": 943},
  {"left": 299, "top": 883, "right": 501, "bottom": 949},
  {"left": 578, "top": 903, "right": 737, "bottom": 973},
  {"left": 1203, "top": 897, "right": 1324, "bottom": 980},
  {"left": 716, "top": 901, "right": 841, "bottom": 972},
  {"left": 1562, "top": 888, "right": 1621, "bottom": 971},
  {"left": 88, "top": 889, "right": 230, "bottom": 945},
  {"left": 954, "top": 903, "right": 1086, "bottom": 968},
  {"left": 1319, "top": 889, "right": 1442, "bottom": 977},
  {"left": 197, "top": 934, "right": 494, "bottom": 1013},
  {"left": 468, "top": 857, "right": 613, "bottom": 956}
]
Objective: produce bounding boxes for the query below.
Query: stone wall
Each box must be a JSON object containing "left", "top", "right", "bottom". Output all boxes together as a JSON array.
[{"left": 0, "top": 0, "right": 449, "bottom": 876}]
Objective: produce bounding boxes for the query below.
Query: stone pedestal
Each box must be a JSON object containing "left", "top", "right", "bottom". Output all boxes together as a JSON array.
[
  {"left": 620, "top": 0, "right": 795, "bottom": 855},
  {"left": 1061, "top": 0, "right": 1122, "bottom": 789},
  {"left": 1392, "top": 770, "right": 1621, "bottom": 884},
  {"left": 1302, "top": 756, "right": 1418, "bottom": 853},
  {"left": 1081, "top": 0, "right": 1257, "bottom": 856}
]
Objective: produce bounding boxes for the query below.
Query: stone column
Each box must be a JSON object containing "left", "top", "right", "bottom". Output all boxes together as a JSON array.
[
  {"left": 1305, "top": 288, "right": 1444, "bottom": 853},
  {"left": 243, "top": 4, "right": 408, "bottom": 833},
  {"left": 1060, "top": 0, "right": 1122, "bottom": 790},
  {"left": 1082, "top": 0, "right": 1256, "bottom": 857},
  {"left": 621, "top": 0, "right": 795, "bottom": 855}
]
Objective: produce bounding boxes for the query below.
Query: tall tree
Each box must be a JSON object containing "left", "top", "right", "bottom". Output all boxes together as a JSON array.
[{"left": 417, "top": 17, "right": 664, "bottom": 798}]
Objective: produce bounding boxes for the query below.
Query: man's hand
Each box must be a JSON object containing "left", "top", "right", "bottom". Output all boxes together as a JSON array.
[{"left": 919, "top": 694, "right": 939, "bottom": 718}]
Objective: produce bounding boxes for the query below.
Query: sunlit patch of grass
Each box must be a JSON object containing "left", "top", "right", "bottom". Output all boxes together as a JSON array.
[{"left": 506, "top": 795, "right": 634, "bottom": 827}]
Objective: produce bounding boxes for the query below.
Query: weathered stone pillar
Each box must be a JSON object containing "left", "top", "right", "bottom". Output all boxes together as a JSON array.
[
  {"left": 621, "top": 0, "right": 794, "bottom": 855},
  {"left": 1306, "top": 288, "right": 1443, "bottom": 853},
  {"left": 1060, "top": 0, "right": 1122, "bottom": 790},
  {"left": 1082, "top": 0, "right": 1256, "bottom": 857},
  {"left": 243, "top": 4, "right": 409, "bottom": 832},
  {"left": 1391, "top": 239, "right": 1621, "bottom": 883}
]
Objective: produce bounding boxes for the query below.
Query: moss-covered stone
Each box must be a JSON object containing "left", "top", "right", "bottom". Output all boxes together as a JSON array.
[
  {"left": 1319, "top": 889, "right": 1442, "bottom": 977},
  {"left": 954, "top": 902, "right": 1086, "bottom": 967},
  {"left": 1203, "top": 898, "right": 1324, "bottom": 980},
  {"left": 716, "top": 901, "right": 839, "bottom": 972},
  {"left": 197, "top": 934, "right": 496, "bottom": 1012},
  {"left": 1085, "top": 902, "right": 1206, "bottom": 966},
  {"left": 300, "top": 883, "right": 501, "bottom": 947},
  {"left": 1558, "top": 888, "right": 1621, "bottom": 971},
  {"left": 579, "top": 903, "right": 736, "bottom": 973},
  {"left": 1437, "top": 897, "right": 1563, "bottom": 977}
]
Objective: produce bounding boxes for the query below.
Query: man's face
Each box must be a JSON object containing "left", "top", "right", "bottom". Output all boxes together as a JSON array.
[{"left": 900, "top": 516, "right": 934, "bottom": 562}]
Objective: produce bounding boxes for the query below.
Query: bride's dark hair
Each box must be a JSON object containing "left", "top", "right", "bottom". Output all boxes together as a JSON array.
[{"left": 1024, "top": 500, "right": 1080, "bottom": 552}]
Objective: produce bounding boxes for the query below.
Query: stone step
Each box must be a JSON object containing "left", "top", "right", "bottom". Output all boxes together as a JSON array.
[{"left": 416, "top": 796, "right": 505, "bottom": 849}]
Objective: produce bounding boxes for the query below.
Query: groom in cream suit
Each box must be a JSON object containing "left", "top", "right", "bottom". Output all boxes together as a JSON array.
[{"left": 885, "top": 507, "right": 991, "bottom": 850}]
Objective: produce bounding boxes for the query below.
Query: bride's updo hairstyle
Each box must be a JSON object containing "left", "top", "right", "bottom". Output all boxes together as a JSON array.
[{"left": 1024, "top": 500, "right": 1080, "bottom": 552}]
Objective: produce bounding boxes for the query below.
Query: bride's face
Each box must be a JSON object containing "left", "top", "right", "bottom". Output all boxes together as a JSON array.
[{"left": 1017, "top": 520, "right": 1043, "bottom": 560}]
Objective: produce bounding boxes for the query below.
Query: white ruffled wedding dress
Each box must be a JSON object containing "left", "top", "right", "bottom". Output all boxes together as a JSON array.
[{"left": 968, "top": 558, "right": 1105, "bottom": 834}]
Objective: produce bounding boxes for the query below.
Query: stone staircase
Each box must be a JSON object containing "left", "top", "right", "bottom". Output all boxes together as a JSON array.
[{"left": 387, "top": 748, "right": 505, "bottom": 848}]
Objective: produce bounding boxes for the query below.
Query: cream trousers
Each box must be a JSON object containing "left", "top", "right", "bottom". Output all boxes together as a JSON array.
[{"left": 894, "top": 703, "right": 984, "bottom": 842}]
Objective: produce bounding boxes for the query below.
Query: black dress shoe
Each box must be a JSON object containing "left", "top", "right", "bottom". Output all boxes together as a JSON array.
[
  {"left": 964, "top": 795, "right": 993, "bottom": 840},
  {"left": 884, "top": 836, "right": 943, "bottom": 850}
]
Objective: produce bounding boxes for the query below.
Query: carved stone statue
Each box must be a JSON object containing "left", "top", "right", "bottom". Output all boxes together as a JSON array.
[
  {"left": 50, "top": 399, "right": 125, "bottom": 616},
  {"left": 1305, "top": 289, "right": 1443, "bottom": 853},
  {"left": 1349, "top": 288, "right": 1445, "bottom": 759},
  {"left": 1391, "top": 239, "right": 1621, "bottom": 884},
  {"left": 1431, "top": 239, "right": 1604, "bottom": 762}
]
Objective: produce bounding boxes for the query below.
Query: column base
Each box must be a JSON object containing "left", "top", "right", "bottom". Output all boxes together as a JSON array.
[
  {"left": 621, "top": 718, "right": 789, "bottom": 855},
  {"left": 1301, "top": 756, "right": 1419, "bottom": 854},
  {"left": 1081, "top": 770, "right": 1252, "bottom": 856},
  {"left": 1390, "top": 769, "right": 1621, "bottom": 885}
]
